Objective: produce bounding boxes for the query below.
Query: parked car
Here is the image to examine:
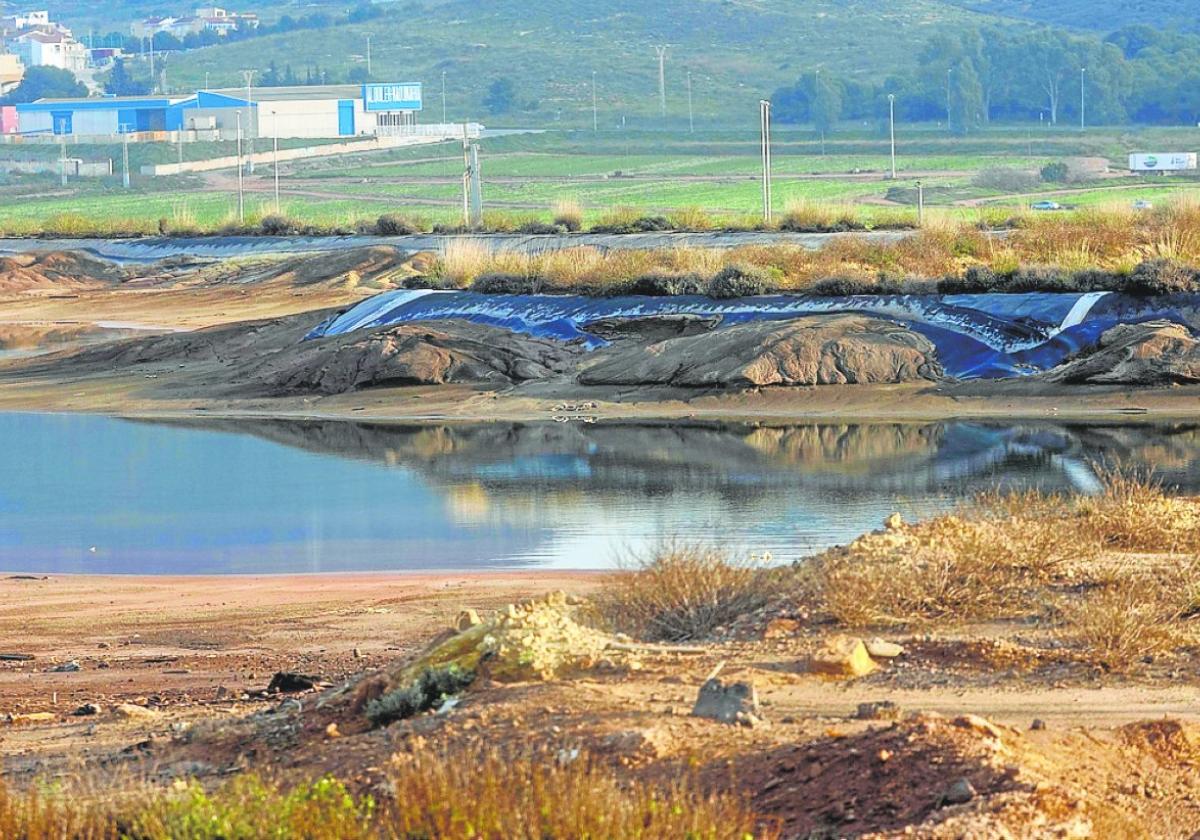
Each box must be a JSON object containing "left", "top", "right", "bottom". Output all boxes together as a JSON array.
[
  {"left": 1031, "top": 200, "right": 1063, "bottom": 211},
  {"left": 1132, "top": 199, "right": 1154, "bottom": 210}
]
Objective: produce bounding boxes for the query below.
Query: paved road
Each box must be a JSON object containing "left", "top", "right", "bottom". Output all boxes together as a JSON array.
[{"left": 0, "top": 230, "right": 916, "bottom": 263}]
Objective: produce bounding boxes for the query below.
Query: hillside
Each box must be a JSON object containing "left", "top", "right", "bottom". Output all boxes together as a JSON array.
[
  {"left": 155, "top": 0, "right": 990, "bottom": 127},
  {"left": 945, "top": 0, "right": 1199, "bottom": 33}
]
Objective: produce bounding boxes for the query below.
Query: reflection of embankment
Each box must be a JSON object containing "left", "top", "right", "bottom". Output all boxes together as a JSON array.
[{"left": 149, "top": 418, "right": 1200, "bottom": 513}]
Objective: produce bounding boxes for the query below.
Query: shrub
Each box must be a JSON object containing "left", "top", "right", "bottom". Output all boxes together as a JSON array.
[
  {"left": 1041, "top": 161, "right": 1070, "bottom": 183},
  {"left": 1056, "top": 575, "right": 1187, "bottom": 671},
  {"left": 551, "top": 200, "right": 583, "bottom": 232},
  {"left": 259, "top": 213, "right": 299, "bottom": 236},
  {"left": 616, "top": 272, "right": 706, "bottom": 297},
  {"left": 1124, "top": 259, "right": 1200, "bottom": 296},
  {"left": 365, "top": 664, "right": 475, "bottom": 727},
  {"left": 470, "top": 272, "right": 543, "bottom": 295},
  {"left": 595, "top": 543, "right": 773, "bottom": 642},
  {"left": 707, "top": 263, "right": 774, "bottom": 299},
  {"left": 1007, "top": 264, "right": 1074, "bottom": 292},
  {"left": 810, "top": 276, "right": 878, "bottom": 296},
  {"left": 632, "top": 215, "right": 673, "bottom": 232},
  {"left": 375, "top": 213, "right": 420, "bottom": 236},
  {"left": 937, "top": 265, "right": 999, "bottom": 294},
  {"left": 972, "top": 166, "right": 1040, "bottom": 192},
  {"left": 516, "top": 221, "right": 567, "bottom": 235}
]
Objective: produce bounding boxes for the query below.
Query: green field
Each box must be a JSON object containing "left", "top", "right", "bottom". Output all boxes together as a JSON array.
[{"left": 4, "top": 126, "right": 1200, "bottom": 235}]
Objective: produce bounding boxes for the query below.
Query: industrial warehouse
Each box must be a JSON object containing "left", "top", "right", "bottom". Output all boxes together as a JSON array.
[{"left": 11, "top": 81, "right": 428, "bottom": 140}]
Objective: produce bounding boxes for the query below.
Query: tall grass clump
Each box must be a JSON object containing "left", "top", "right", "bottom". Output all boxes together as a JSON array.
[
  {"left": 596, "top": 542, "right": 774, "bottom": 641},
  {"left": 551, "top": 199, "right": 583, "bottom": 232},
  {"left": 1075, "top": 465, "right": 1200, "bottom": 553},
  {"left": 384, "top": 743, "right": 774, "bottom": 839},
  {"left": 0, "top": 745, "right": 774, "bottom": 839}
]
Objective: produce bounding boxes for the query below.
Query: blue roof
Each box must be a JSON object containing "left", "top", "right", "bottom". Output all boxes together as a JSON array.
[{"left": 17, "top": 96, "right": 183, "bottom": 113}]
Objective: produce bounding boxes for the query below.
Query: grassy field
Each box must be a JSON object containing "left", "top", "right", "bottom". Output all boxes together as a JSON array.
[{"left": 3, "top": 126, "right": 1200, "bottom": 236}]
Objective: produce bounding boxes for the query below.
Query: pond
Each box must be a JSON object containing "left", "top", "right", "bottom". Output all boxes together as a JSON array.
[{"left": 2, "top": 413, "right": 1198, "bottom": 575}]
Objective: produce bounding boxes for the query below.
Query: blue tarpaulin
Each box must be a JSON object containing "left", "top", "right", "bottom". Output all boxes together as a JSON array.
[{"left": 305, "top": 290, "right": 1200, "bottom": 380}]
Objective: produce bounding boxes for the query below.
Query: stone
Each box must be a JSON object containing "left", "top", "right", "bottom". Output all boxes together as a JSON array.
[
  {"left": 267, "top": 672, "right": 323, "bottom": 693},
  {"left": 72, "top": 703, "right": 102, "bottom": 716},
  {"left": 763, "top": 618, "right": 801, "bottom": 640},
  {"left": 953, "top": 714, "right": 1005, "bottom": 740},
  {"left": 1031, "top": 718, "right": 1046, "bottom": 731},
  {"left": 601, "top": 727, "right": 672, "bottom": 758},
  {"left": 579, "top": 314, "right": 943, "bottom": 388},
  {"left": 854, "top": 700, "right": 902, "bottom": 721},
  {"left": 805, "top": 637, "right": 877, "bottom": 678},
  {"left": 49, "top": 660, "right": 81, "bottom": 672},
  {"left": 114, "top": 703, "right": 159, "bottom": 720},
  {"left": 6, "top": 712, "right": 56, "bottom": 725},
  {"left": 260, "top": 320, "right": 580, "bottom": 394},
  {"left": 691, "top": 678, "right": 765, "bottom": 727},
  {"left": 865, "top": 638, "right": 905, "bottom": 659},
  {"left": 1045, "top": 320, "right": 1200, "bottom": 385},
  {"left": 884, "top": 513, "right": 905, "bottom": 531},
  {"left": 455, "top": 609, "right": 482, "bottom": 631},
  {"left": 941, "top": 777, "right": 977, "bottom": 806}
]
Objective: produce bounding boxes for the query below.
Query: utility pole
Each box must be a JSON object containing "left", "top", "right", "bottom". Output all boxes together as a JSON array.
[
  {"left": 148, "top": 37, "right": 155, "bottom": 93},
  {"left": 59, "top": 137, "right": 67, "bottom": 187},
  {"left": 916, "top": 179, "right": 924, "bottom": 227},
  {"left": 243, "top": 70, "right": 255, "bottom": 174},
  {"left": 272, "top": 110, "right": 280, "bottom": 213},
  {"left": 204, "top": 71, "right": 209, "bottom": 89},
  {"left": 888, "top": 93, "right": 897, "bottom": 180},
  {"left": 654, "top": 45, "right": 668, "bottom": 119},
  {"left": 121, "top": 126, "right": 130, "bottom": 188},
  {"left": 441, "top": 71, "right": 447, "bottom": 125},
  {"left": 1080, "top": 67, "right": 1086, "bottom": 131},
  {"left": 461, "top": 128, "right": 482, "bottom": 228},
  {"left": 945, "top": 67, "right": 952, "bottom": 132},
  {"left": 759, "top": 99, "right": 773, "bottom": 224},
  {"left": 687, "top": 71, "right": 694, "bottom": 133},
  {"left": 235, "top": 111, "right": 245, "bottom": 223},
  {"left": 365, "top": 34, "right": 372, "bottom": 77},
  {"left": 592, "top": 71, "right": 598, "bottom": 132}
]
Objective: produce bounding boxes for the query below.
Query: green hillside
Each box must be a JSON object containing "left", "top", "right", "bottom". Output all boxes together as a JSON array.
[
  {"left": 154, "top": 0, "right": 990, "bottom": 127},
  {"left": 945, "top": 0, "right": 1199, "bottom": 32}
]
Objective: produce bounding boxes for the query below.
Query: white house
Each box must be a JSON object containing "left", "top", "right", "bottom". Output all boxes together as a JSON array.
[{"left": 13, "top": 30, "right": 86, "bottom": 72}]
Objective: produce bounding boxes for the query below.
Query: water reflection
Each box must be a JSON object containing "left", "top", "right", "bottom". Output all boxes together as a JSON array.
[{"left": 2, "top": 413, "right": 1200, "bottom": 575}]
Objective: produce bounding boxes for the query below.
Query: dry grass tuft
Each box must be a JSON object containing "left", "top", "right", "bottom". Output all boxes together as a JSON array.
[
  {"left": 0, "top": 743, "right": 772, "bottom": 839},
  {"left": 1076, "top": 465, "right": 1200, "bottom": 554},
  {"left": 596, "top": 542, "right": 774, "bottom": 642}
]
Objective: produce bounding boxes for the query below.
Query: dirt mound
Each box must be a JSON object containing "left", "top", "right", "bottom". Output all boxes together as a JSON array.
[
  {"left": 744, "top": 712, "right": 1127, "bottom": 838},
  {"left": 0, "top": 251, "right": 127, "bottom": 295},
  {"left": 255, "top": 319, "right": 580, "bottom": 394},
  {"left": 581, "top": 314, "right": 722, "bottom": 343},
  {"left": 1046, "top": 320, "right": 1200, "bottom": 385},
  {"left": 284, "top": 245, "right": 416, "bottom": 289},
  {"left": 578, "top": 315, "right": 943, "bottom": 388}
]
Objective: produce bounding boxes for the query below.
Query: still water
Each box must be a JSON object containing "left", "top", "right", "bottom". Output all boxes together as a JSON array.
[{"left": 2, "top": 413, "right": 1199, "bottom": 575}]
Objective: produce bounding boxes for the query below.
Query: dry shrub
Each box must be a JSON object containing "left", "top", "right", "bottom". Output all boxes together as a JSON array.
[
  {"left": 0, "top": 746, "right": 771, "bottom": 839},
  {"left": 551, "top": 199, "right": 583, "bottom": 232},
  {"left": 385, "top": 743, "right": 772, "bottom": 839},
  {"left": 669, "top": 205, "right": 717, "bottom": 231},
  {"left": 1076, "top": 466, "right": 1200, "bottom": 554},
  {"left": 1056, "top": 566, "right": 1196, "bottom": 671},
  {"left": 596, "top": 543, "right": 773, "bottom": 641},
  {"left": 814, "top": 490, "right": 1092, "bottom": 627}
]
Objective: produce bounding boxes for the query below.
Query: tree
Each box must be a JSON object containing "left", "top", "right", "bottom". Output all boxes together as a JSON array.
[
  {"left": 948, "top": 58, "right": 984, "bottom": 134},
  {"left": 2, "top": 66, "right": 87, "bottom": 104},
  {"left": 105, "top": 57, "right": 150, "bottom": 96},
  {"left": 347, "top": 66, "right": 371, "bottom": 84},
  {"left": 811, "top": 73, "right": 842, "bottom": 137},
  {"left": 483, "top": 78, "right": 516, "bottom": 114}
]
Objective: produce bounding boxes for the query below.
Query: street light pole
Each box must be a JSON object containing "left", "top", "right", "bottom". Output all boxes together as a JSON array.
[
  {"left": 365, "top": 34, "right": 372, "bottom": 77},
  {"left": 1080, "top": 67, "right": 1086, "bottom": 131},
  {"left": 441, "top": 71, "right": 447, "bottom": 125},
  {"left": 592, "top": 71, "right": 597, "bottom": 132},
  {"left": 654, "top": 45, "right": 668, "bottom": 119},
  {"left": 235, "top": 111, "right": 244, "bottom": 224},
  {"left": 687, "top": 71, "right": 694, "bottom": 133},
  {"left": 888, "top": 93, "right": 897, "bottom": 180},
  {"left": 272, "top": 110, "right": 280, "bottom": 213},
  {"left": 243, "top": 70, "right": 254, "bottom": 174}
]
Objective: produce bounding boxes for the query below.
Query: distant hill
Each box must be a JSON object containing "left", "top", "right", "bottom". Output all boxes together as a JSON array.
[
  {"left": 145, "top": 0, "right": 992, "bottom": 127},
  {"left": 944, "top": 0, "right": 1199, "bottom": 33}
]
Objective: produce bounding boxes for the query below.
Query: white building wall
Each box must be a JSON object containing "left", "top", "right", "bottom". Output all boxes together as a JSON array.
[
  {"left": 18, "top": 110, "right": 51, "bottom": 133},
  {"left": 70, "top": 109, "right": 118, "bottom": 134},
  {"left": 261, "top": 99, "right": 344, "bottom": 139}
]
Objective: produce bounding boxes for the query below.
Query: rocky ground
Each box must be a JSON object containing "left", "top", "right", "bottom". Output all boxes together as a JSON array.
[{"left": 5, "top": 573, "right": 1200, "bottom": 837}]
